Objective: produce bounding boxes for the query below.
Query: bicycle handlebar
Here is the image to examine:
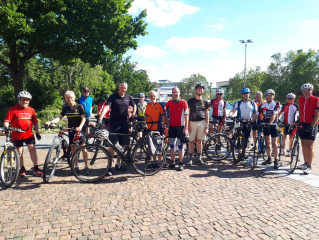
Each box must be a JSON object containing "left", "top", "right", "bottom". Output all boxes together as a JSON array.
[{"left": 0, "top": 125, "right": 30, "bottom": 133}]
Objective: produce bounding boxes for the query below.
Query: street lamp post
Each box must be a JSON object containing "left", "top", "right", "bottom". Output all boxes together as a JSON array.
[
  {"left": 239, "top": 39, "right": 253, "bottom": 88},
  {"left": 209, "top": 82, "right": 212, "bottom": 99}
]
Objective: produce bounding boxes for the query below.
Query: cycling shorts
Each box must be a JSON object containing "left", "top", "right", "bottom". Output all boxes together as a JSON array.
[
  {"left": 252, "top": 120, "right": 263, "bottom": 131},
  {"left": 300, "top": 123, "right": 318, "bottom": 141},
  {"left": 13, "top": 137, "right": 35, "bottom": 148},
  {"left": 263, "top": 125, "right": 278, "bottom": 138},
  {"left": 109, "top": 120, "right": 130, "bottom": 146},
  {"left": 284, "top": 125, "right": 297, "bottom": 136},
  {"left": 68, "top": 130, "right": 85, "bottom": 145},
  {"left": 212, "top": 116, "right": 224, "bottom": 127},
  {"left": 169, "top": 126, "right": 184, "bottom": 139}
]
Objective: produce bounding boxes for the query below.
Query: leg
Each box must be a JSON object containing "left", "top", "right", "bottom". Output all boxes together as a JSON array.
[
  {"left": 283, "top": 134, "right": 288, "bottom": 151},
  {"left": 252, "top": 130, "right": 257, "bottom": 146},
  {"left": 16, "top": 146, "right": 24, "bottom": 168},
  {"left": 26, "top": 144, "right": 38, "bottom": 166},
  {"left": 188, "top": 141, "right": 195, "bottom": 155},
  {"left": 301, "top": 139, "right": 309, "bottom": 164},
  {"left": 169, "top": 138, "right": 176, "bottom": 162},
  {"left": 305, "top": 139, "right": 315, "bottom": 166},
  {"left": 196, "top": 139, "right": 203, "bottom": 154},
  {"left": 264, "top": 136, "right": 271, "bottom": 157},
  {"left": 272, "top": 137, "right": 278, "bottom": 159}
]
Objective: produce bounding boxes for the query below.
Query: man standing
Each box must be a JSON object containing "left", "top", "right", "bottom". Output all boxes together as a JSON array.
[
  {"left": 296, "top": 83, "right": 319, "bottom": 174},
  {"left": 97, "top": 94, "right": 110, "bottom": 125},
  {"left": 258, "top": 89, "right": 281, "bottom": 169},
  {"left": 186, "top": 83, "right": 210, "bottom": 166},
  {"left": 165, "top": 87, "right": 189, "bottom": 171},
  {"left": 98, "top": 82, "right": 136, "bottom": 172},
  {"left": 79, "top": 87, "right": 95, "bottom": 135},
  {"left": 137, "top": 93, "right": 147, "bottom": 121},
  {"left": 229, "top": 88, "right": 258, "bottom": 158},
  {"left": 4, "top": 91, "right": 42, "bottom": 177},
  {"left": 210, "top": 89, "right": 226, "bottom": 133},
  {"left": 251, "top": 91, "right": 266, "bottom": 151}
]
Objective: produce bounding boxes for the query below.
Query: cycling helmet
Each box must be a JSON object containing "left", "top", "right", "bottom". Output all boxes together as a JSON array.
[
  {"left": 103, "top": 94, "right": 109, "bottom": 100},
  {"left": 286, "top": 93, "right": 296, "bottom": 99},
  {"left": 301, "top": 83, "right": 314, "bottom": 90},
  {"left": 138, "top": 93, "right": 145, "bottom": 98},
  {"left": 264, "top": 89, "right": 275, "bottom": 95},
  {"left": 181, "top": 133, "right": 190, "bottom": 144},
  {"left": 83, "top": 87, "right": 90, "bottom": 92},
  {"left": 73, "top": 132, "right": 83, "bottom": 143},
  {"left": 241, "top": 87, "right": 250, "bottom": 94},
  {"left": 195, "top": 82, "right": 205, "bottom": 90},
  {"left": 17, "top": 91, "right": 32, "bottom": 99},
  {"left": 95, "top": 129, "right": 109, "bottom": 140},
  {"left": 216, "top": 89, "right": 224, "bottom": 94}
]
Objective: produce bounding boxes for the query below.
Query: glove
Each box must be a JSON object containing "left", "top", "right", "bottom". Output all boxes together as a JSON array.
[
  {"left": 36, "top": 133, "right": 41, "bottom": 140},
  {"left": 97, "top": 119, "right": 102, "bottom": 125},
  {"left": 306, "top": 126, "right": 313, "bottom": 132}
]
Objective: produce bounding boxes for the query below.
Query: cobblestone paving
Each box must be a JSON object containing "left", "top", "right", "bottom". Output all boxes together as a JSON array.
[{"left": 1, "top": 141, "right": 319, "bottom": 240}]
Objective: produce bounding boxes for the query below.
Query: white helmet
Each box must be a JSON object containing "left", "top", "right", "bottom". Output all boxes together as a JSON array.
[
  {"left": 216, "top": 89, "right": 224, "bottom": 94},
  {"left": 95, "top": 129, "right": 109, "bottom": 140},
  {"left": 17, "top": 91, "right": 32, "bottom": 99},
  {"left": 286, "top": 93, "right": 296, "bottom": 99},
  {"left": 301, "top": 83, "right": 313, "bottom": 90},
  {"left": 264, "top": 89, "right": 275, "bottom": 95}
]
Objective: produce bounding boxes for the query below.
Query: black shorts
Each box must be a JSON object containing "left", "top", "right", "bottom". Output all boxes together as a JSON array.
[
  {"left": 300, "top": 123, "right": 318, "bottom": 141},
  {"left": 68, "top": 130, "right": 85, "bottom": 145},
  {"left": 13, "top": 137, "right": 35, "bottom": 148},
  {"left": 212, "top": 116, "right": 225, "bottom": 127},
  {"left": 263, "top": 125, "right": 278, "bottom": 138},
  {"left": 169, "top": 126, "right": 184, "bottom": 139},
  {"left": 252, "top": 120, "right": 263, "bottom": 131},
  {"left": 283, "top": 125, "right": 297, "bottom": 136},
  {"left": 109, "top": 120, "right": 130, "bottom": 146}
]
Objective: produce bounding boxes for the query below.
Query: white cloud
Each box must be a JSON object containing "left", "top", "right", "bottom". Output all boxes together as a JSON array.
[
  {"left": 129, "top": 0, "right": 199, "bottom": 27},
  {"left": 135, "top": 45, "right": 168, "bottom": 58},
  {"left": 210, "top": 23, "right": 225, "bottom": 30},
  {"left": 220, "top": 52, "right": 229, "bottom": 56},
  {"left": 165, "top": 64, "right": 177, "bottom": 68},
  {"left": 165, "top": 37, "right": 232, "bottom": 52}
]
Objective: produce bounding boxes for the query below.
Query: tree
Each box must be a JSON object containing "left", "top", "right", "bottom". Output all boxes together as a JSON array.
[
  {"left": 0, "top": 0, "right": 147, "bottom": 97},
  {"left": 178, "top": 74, "right": 210, "bottom": 101}
]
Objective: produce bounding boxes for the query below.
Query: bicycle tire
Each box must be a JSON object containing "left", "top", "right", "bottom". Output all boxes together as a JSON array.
[
  {"left": 204, "top": 133, "right": 232, "bottom": 161},
  {"left": 70, "top": 144, "right": 112, "bottom": 183},
  {"left": 0, "top": 148, "right": 20, "bottom": 188},
  {"left": 232, "top": 133, "right": 246, "bottom": 163},
  {"left": 252, "top": 138, "right": 259, "bottom": 168},
  {"left": 278, "top": 134, "right": 283, "bottom": 162},
  {"left": 131, "top": 143, "right": 166, "bottom": 176},
  {"left": 43, "top": 142, "right": 61, "bottom": 183},
  {"left": 86, "top": 125, "right": 97, "bottom": 145},
  {"left": 290, "top": 140, "right": 299, "bottom": 173}
]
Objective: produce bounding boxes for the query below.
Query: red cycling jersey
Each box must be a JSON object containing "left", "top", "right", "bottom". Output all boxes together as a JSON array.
[
  {"left": 210, "top": 98, "right": 226, "bottom": 117},
  {"left": 165, "top": 100, "right": 189, "bottom": 127},
  {"left": 4, "top": 104, "right": 38, "bottom": 141},
  {"left": 98, "top": 101, "right": 110, "bottom": 118},
  {"left": 298, "top": 95, "right": 319, "bottom": 124},
  {"left": 280, "top": 103, "right": 299, "bottom": 124}
]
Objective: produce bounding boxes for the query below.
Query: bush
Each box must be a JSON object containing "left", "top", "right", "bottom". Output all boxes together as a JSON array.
[{"left": 0, "top": 107, "right": 9, "bottom": 125}]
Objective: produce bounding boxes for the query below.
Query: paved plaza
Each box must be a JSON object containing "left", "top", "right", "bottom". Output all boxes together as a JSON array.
[{"left": 0, "top": 136, "right": 319, "bottom": 240}]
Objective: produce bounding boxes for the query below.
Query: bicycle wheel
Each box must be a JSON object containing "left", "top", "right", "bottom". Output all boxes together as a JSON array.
[
  {"left": 290, "top": 139, "right": 299, "bottom": 173},
  {"left": 204, "top": 133, "right": 231, "bottom": 161},
  {"left": 86, "top": 125, "right": 97, "bottom": 144},
  {"left": 43, "top": 142, "right": 61, "bottom": 183},
  {"left": 70, "top": 144, "right": 112, "bottom": 183},
  {"left": 132, "top": 143, "right": 166, "bottom": 176},
  {"left": 278, "top": 134, "right": 283, "bottom": 162},
  {"left": 0, "top": 148, "right": 20, "bottom": 188},
  {"left": 252, "top": 138, "right": 259, "bottom": 168},
  {"left": 232, "top": 133, "right": 246, "bottom": 163}
]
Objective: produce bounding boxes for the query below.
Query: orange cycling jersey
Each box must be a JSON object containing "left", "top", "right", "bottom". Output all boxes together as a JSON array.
[{"left": 145, "top": 102, "right": 165, "bottom": 131}]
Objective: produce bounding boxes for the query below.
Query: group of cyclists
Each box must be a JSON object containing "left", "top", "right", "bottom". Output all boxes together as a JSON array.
[{"left": 1, "top": 81, "right": 318, "bottom": 180}]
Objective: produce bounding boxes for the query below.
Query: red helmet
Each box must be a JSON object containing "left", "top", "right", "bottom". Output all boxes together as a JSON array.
[
  {"left": 73, "top": 131, "right": 83, "bottom": 143},
  {"left": 83, "top": 87, "right": 90, "bottom": 92}
]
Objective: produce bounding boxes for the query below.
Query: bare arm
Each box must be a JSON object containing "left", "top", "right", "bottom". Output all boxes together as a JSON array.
[
  {"left": 45, "top": 115, "right": 64, "bottom": 125},
  {"left": 132, "top": 105, "right": 137, "bottom": 116},
  {"left": 229, "top": 108, "right": 237, "bottom": 117},
  {"left": 184, "top": 114, "right": 189, "bottom": 135},
  {"left": 268, "top": 112, "right": 278, "bottom": 125},
  {"left": 311, "top": 109, "right": 319, "bottom": 128},
  {"left": 77, "top": 115, "right": 86, "bottom": 131}
]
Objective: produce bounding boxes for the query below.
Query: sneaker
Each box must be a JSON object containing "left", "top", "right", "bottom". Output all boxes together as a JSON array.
[
  {"left": 303, "top": 167, "right": 312, "bottom": 175},
  {"left": 33, "top": 167, "right": 43, "bottom": 177},
  {"left": 74, "top": 166, "right": 80, "bottom": 173},
  {"left": 280, "top": 149, "right": 285, "bottom": 155},
  {"left": 84, "top": 166, "right": 90, "bottom": 176},
  {"left": 274, "top": 159, "right": 279, "bottom": 170},
  {"left": 107, "top": 168, "right": 113, "bottom": 176},
  {"left": 286, "top": 148, "right": 292, "bottom": 153},
  {"left": 178, "top": 164, "right": 184, "bottom": 171},
  {"left": 244, "top": 155, "right": 248, "bottom": 159},
  {"left": 262, "top": 158, "right": 272, "bottom": 165},
  {"left": 115, "top": 164, "right": 127, "bottom": 171},
  {"left": 19, "top": 168, "right": 26, "bottom": 178},
  {"left": 297, "top": 164, "right": 307, "bottom": 170},
  {"left": 169, "top": 161, "right": 176, "bottom": 168},
  {"left": 197, "top": 160, "right": 206, "bottom": 165},
  {"left": 186, "top": 160, "right": 193, "bottom": 166}
]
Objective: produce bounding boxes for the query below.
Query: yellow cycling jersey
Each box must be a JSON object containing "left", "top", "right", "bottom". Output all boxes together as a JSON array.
[{"left": 137, "top": 102, "right": 147, "bottom": 117}]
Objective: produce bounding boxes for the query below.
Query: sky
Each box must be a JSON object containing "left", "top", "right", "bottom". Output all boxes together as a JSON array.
[{"left": 127, "top": 0, "right": 319, "bottom": 87}]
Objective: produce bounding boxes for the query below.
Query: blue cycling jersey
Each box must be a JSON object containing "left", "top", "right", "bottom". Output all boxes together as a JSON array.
[{"left": 79, "top": 96, "right": 95, "bottom": 117}]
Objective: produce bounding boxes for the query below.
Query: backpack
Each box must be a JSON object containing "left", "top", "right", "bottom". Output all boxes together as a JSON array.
[{"left": 146, "top": 131, "right": 164, "bottom": 156}]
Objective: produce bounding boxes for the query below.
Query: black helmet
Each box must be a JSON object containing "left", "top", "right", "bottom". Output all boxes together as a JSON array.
[
  {"left": 195, "top": 82, "right": 205, "bottom": 90},
  {"left": 103, "top": 94, "right": 109, "bottom": 100},
  {"left": 181, "top": 133, "right": 190, "bottom": 144}
]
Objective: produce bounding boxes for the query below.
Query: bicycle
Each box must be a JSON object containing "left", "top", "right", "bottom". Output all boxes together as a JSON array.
[
  {"left": 289, "top": 123, "right": 304, "bottom": 173},
  {"left": 252, "top": 124, "right": 266, "bottom": 168},
  {"left": 227, "top": 117, "right": 246, "bottom": 163},
  {"left": 70, "top": 119, "right": 166, "bottom": 183},
  {"left": 0, "top": 126, "right": 29, "bottom": 187},
  {"left": 42, "top": 125, "right": 81, "bottom": 183}
]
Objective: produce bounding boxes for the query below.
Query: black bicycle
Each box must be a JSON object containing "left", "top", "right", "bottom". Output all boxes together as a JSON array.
[
  {"left": 289, "top": 123, "right": 305, "bottom": 173},
  {"left": 252, "top": 124, "right": 266, "bottom": 168}
]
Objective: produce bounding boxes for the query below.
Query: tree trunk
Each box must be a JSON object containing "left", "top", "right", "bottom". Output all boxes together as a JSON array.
[{"left": 11, "top": 71, "right": 24, "bottom": 98}]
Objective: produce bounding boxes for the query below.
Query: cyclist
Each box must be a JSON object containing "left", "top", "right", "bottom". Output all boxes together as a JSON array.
[
  {"left": 45, "top": 91, "right": 89, "bottom": 175},
  {"left": 144, "top": 90, "right": 166, "bottom": 167},
  {"left": 251, "top": 91, "right": 266, "bottom": 151},
  {"left": 278, "top": 93, "right": 299, "bottom": 156},
  {"left": 4, "top": 91, "right": 42, "bottom": 177},
  {"left": 296, "top": 83, "right": 319, "bottom": 174},
  {"left": 97, "top": 94, "right": 110, "bottom": 125},
  {"left": 228, "top": 88, "right": 258, "bottom": 159},
  {"left": 165, "top": 87, "right": 189, "bottom": 171},
  {"left": 79, "top": 87, "right": 95, "bottom": 135},
  {"left": 137, "top": 93, "right": 147, "bottom": 121},
  {"left": 258, "top": 89, "right": 281, "bottom": 169},
  {"left": 186, "top": 83, "right": 210, "bottom": 166},
  {"left": 210, "top": 89, "right": 226, "bottom": 133},
  {"left": 98, "top": 81, "right": 136, "bottom": 172}
]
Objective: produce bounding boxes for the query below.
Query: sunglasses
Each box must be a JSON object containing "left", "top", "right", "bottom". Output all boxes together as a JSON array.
[
  {"left": 287, "top": 98, "right": 293, "bottom": 100},
  {"left": 242, "top": 93, "right": 249, "bottom": 95},
  {"left": 217, "top": 93, "right": 223, "bottom": 95}
]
